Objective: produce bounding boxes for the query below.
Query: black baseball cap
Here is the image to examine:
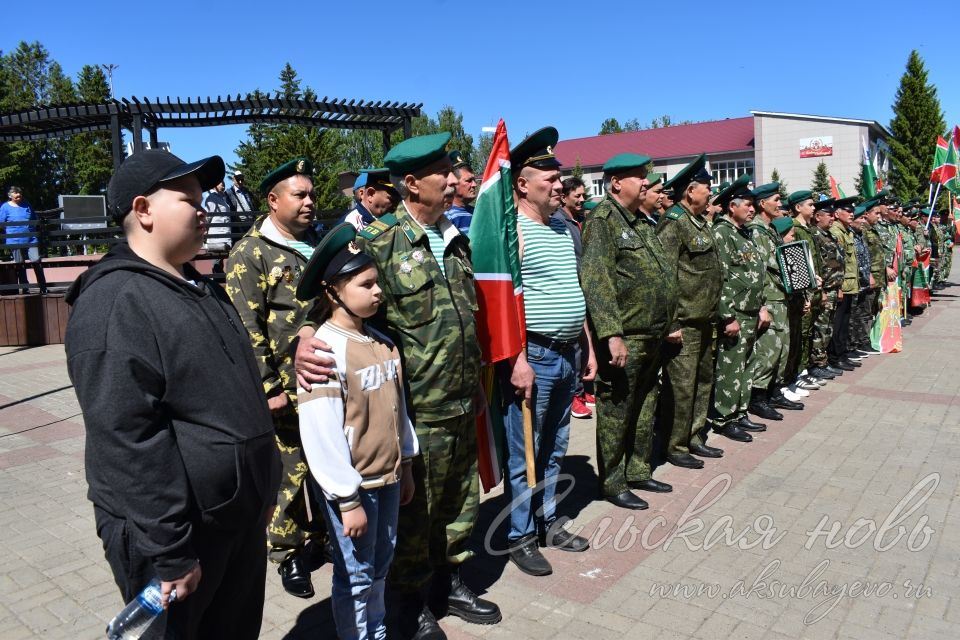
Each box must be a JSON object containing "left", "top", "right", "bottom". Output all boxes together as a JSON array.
[{"left": 107, "top": 150, "right": 225, "bottom": 222}]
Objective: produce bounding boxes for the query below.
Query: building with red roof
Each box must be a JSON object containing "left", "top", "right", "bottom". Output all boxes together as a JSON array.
[{"left": 555, "top": 112, "right": 890, "bottom": 201}]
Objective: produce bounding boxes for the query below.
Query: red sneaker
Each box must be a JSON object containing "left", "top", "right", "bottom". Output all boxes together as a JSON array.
[
  {"left": 582, "top": 392, "right": 596, "bottom": 407},
  {"left": 571, "top": 396, "right": 592, "bottom": 419}
]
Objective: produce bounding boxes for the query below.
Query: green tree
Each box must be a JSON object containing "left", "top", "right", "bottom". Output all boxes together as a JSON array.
[
  {"left": 810, "top": 161, "right": 831, "bottom": 199},
  {"left": 572, "top": 158, "right": 584, "bottom": 180},
  {"left": 68, "top": 65, "right": 113, "bottom": 195},
  {"left": 599, "top": 118, "right": 622, "bottom": 135},
  {"left": 623, "top": 118, "right": 642, "bottom": 132},
  {"left": 474, "top": 133, "right": 493, "bottom": 172},
  {"left": 888, "top": 50, "right": 946, "bottom": 201},
  {"left": 233, "top": 64, "right": 346, "bottom": 212},
  {"left": 770, "top": 169, "right": 789, "bottom": 198}
]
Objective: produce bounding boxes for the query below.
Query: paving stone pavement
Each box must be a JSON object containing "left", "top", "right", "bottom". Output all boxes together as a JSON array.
[{"left": 2, "top": 283, "right": 959, "bottom": 639}]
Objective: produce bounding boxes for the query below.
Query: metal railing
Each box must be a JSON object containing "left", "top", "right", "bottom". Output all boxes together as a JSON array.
[{"left": 0, "top": 208, "right": 344, "bottom": 294}]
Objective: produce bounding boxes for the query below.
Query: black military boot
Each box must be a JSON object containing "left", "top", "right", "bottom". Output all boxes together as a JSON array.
[
  {"left": 446, "top": 569, "right": 502, "bottom": 625},
  {"left": 738, "top": 415, "right": 767, "bottom": 432},
  {"left": 277, "top": 554, "right": 314, "bottom": 599},
  {"left": 770, "top": 390, "right": 804, "bottom": 410},
  {"left": 713, "top": 422, "right": 753, "bottom": 442},
  {"left": 748, "top": 389, "right": 783, "bottom": 421},
  {"left": 390, "top": 589, "right": 446, "bottom": 640}
]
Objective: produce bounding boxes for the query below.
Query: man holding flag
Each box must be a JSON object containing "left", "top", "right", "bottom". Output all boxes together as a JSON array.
[
  {"left": 296, "top": 132, "right": 501, "bottom": 639},
  {"left": 495, "top": 127, "right": 595, "bottom": 577}
]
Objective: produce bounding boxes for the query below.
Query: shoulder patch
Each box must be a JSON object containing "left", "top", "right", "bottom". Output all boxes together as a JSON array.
[
  {"left": 358, "top": 213, "right": 398, "bottom": 241},
  {"left": 666, "top": 210, "right": 683, "bottom": 220}
]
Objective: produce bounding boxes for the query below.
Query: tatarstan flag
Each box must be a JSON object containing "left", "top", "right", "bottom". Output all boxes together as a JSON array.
[{"left": 470, "top": 118, "right": 526, "bottom": 491}]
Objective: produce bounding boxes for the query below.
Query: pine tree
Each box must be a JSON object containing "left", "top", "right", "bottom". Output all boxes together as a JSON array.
[
  {"left": 888, "top": 50, "right": 946, "bottom": 201},
  {"left": 572, "top": 158, "right": 584, "bottom": 180},
  {"left": 68, "top": 65, "right": 113, "bottom": 195},
  {"left": 810, "top": 161, "right": 831, "bottom": 199},
  {"left": 770, "top": 169, "right": 788, "bottom": 198},
  {"left": 599, "top": 118, "right": 622, "bottom": 135}
]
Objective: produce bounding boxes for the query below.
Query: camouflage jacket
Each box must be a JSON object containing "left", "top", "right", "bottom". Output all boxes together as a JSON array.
[
  {"left": 712, "top": 216, "right": 765, "bottom": 318},
  {"left": 655, "top": 203, "right": 721, "bottom": 329},
  {"left": 746, "top": 217, "right": 786, "bottom": 303},
  {"left": 829, "top": 221, "right": 859, "bottom": 294},
  {"left": 813, "top": 226, "right": 844, "bottom": 291},
  {"left": 357, "top": 202, "right": 481, "bottom": 422},
  {"left": 863, "top": 225, "right": 886, "bottom": 285},
  {"left": 225, "top": 216, "right": 321, "bottom": 403},
  {"left": 581, "top": 196, "right": 677, "bottom": 340},
  {"left": 875, "top": 221, "right": 901, "bottom": 268}
]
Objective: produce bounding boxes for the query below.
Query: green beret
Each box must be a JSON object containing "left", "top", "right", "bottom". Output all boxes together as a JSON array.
[
  {"left": 814, "top": 197, "right": 836, "bottom": 212},
  {"left": 714, "top": 173, "right": 753, "bottom": 208},
  {"left": 296, "top": 223, "right": 374, "bottom": 301},
  {"left": 646, "top": 172, "right": 663, "bottom": 188},
  {"left": 583, "top": 200, "right": 599, "bottom": 211},
  {"left": 602, "top": 152, "right": 652, "bottom": 175},
  {"left": 785, "top": 190, "right": 814, "bottom": 208},
  {"left": 259, "top": 157, "right": 313, "bottom": 196},
  {"left": 663, "top": 154, "right": 709, "bottom": 194},
  {"left": 752, "top": 182, "right": 781, "bottom": 201},
  {"left": 771, "top": 216, "right": 794, "bottom": 235},
  {"left": 384, "top": 132, "right": 452, "bottom": 175},
  {"left": 859, "top": 196, "right": 881, "bottom": 210},
  {"left": 853, "top": 204, "right": 868, "bottom": 217},
  {"left": 510, "top": 127, "right": 560, "bottom": 170},
  {"left": 359, "top": 167, "right": 398, "bottom": 196}
]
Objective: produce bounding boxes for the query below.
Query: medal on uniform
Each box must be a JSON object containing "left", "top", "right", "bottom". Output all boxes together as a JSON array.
[
  {"left": 282, "top": 265, "right": 294, "bottom": 283},
  {"left": 621, "top": 231, "right": 629, "bottom": 240},
  {"left": 411, "top": 250, "right": 425, "bottom": 264},
  {"left": 400, "top": 262, "right": 413, "bottom": 274}
]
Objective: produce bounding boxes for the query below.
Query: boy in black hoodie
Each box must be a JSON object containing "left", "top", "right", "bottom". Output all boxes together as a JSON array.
[{"left": 65, "top": 150, "right": 281, "bottom": 639}]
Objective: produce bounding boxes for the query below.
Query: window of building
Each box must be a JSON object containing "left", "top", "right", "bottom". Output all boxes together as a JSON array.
[
  {"left": 591, "top": 178, "right": 605, "bottom": 197},
  {"left": 710, "top": 159, "right": 754, "bottom": 185}
]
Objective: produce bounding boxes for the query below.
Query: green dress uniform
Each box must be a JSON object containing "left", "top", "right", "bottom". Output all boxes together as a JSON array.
[
  {"left": 581, "top": 195, "right": 677, "bottom": 497},
  {"left": 357, "top": 202, "right": 482, "bottom": 593},
  {"left": 745, "top": 217, "right": 788, "bottom": 393},
  {"left": 655, "top": 203, "right": 722, "bottom": 456},
  {"left": 811, "top": 226, "right": 844, "bottom": 367},
  {"left": 709, "top": 216, "right": 765, "bottom": 427},
  {"left": 225, "top": 215, "right": 322, "bottom": 562}
]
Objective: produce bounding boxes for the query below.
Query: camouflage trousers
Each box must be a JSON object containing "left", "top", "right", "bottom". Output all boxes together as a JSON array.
[
  {"left": 660, "top": 320, "right": 715, "bottom": 457},
  {"left": 710, "top": 313, "right": 758, "bottom": 427},
  {"left": 849, "top": 288, "right": 880, "bottom": 350},
  {"left": 783, "top": 297, "right": 805, "bottom": 385},
  {"left": 268, "top": 413, "right": 321, "bottom": 563},
  {"left": 594, "top": 336, "right": 661, "bottom": 497},
  {"left": 749, "top": 300, "right": 788, "bottom": 391},
  {"left": 800, "top": 293, "right": 822, "bottom": 372},
  {"left": 810, "top": 290, "right": 838, "bottom": 367},
  {"left": 389, "top": 411, "right": 479, "bottom": 593}
]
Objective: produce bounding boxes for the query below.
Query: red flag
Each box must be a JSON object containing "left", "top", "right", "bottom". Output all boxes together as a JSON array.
[{"left": 931, "top": 136, "right": 949, "bottom": 183}]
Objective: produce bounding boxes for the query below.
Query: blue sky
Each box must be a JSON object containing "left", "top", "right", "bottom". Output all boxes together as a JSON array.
[{"left": 5, "top": 0, "right": 958, "bottom": 170}]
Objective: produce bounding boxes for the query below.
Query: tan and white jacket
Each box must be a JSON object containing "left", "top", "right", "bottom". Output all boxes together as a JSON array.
[{"left": 298, "top": 321, "right": 418, "bottom": 512}]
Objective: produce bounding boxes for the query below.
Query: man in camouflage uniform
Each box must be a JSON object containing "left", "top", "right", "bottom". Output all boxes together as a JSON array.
[
  {"left": 828, "top": 199, "right": 861, "bottom": 369},
  {"left": 300, "top": 133, "right": 500, "bottom": 639},
  {"left": 784, "top": 191, "right": 824, "bottom": 388},
  {"left": 709, "top": 174, "right": 767, "bottom": 442},
  {"left": 745, "top": 183, "right": 801, "bottom": 420},
  {"left": 226, "top": 157, "right": 325, "bottom": 598},
  {"left": 847, "top": 209, "right": 873, "bottom": 354},
  {"left": 861, "top": 199, "right": 887, "bottom": 352},
  {"left": 655, "top": 155, "right": 723, "bottom": 469},
  {"left": 582, "top": 156, "right": 677, "bottom": 509},
  {"left": 808, "top": 199, "right": 847, "bottom": 379}
]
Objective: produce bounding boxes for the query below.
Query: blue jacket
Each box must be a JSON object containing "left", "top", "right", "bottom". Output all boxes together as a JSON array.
[{"left": 0, "top": 201, "right": 36, "bottom": 245}]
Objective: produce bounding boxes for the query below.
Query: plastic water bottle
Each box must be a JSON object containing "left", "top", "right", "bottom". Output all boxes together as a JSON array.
[{"left": 105, "top": 578, "right": 176, "bottom": 639}]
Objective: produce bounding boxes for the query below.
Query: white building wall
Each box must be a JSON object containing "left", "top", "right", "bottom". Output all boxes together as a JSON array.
[{"left": 754, "top": 115, "right": 879, "bottom": 197}]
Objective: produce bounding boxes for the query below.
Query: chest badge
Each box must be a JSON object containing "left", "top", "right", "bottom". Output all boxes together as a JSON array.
[
  {"left": 621, "top": 231, "right": 629, "bottom": 240},
  {"left": 411, "top": 249, "right": 425, "bottom": 264}
]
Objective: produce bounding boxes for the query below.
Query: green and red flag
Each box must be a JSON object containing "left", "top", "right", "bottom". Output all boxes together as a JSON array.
[
  {"left": 931, "top": 136, "right": 949, "bottom": 183},
  {"left": 829, "top": 175, "right": 846, "bottom": 199},
  {"left": 470, "top": 118, "right": 526, "bottom": 491},
  {"left": 943, "top": 135, "right": 959, "bottom": 195}
]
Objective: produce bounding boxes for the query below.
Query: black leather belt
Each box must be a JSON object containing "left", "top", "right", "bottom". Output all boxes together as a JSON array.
[{"left": 526, "top": 331, "right": 579, "bottom": 351}]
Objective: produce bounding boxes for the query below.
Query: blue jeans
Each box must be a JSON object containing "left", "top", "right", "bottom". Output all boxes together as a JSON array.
[
  {"left": 321, "top": 483, "right": 400, "bottom": 640},
  {"left": 502, "top": 341, "right": 577, "bottom": 543}
]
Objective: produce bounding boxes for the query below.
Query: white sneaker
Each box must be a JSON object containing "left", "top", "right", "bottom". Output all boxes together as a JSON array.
[
  {"left": 781, "top": 386, "right": 803, "bottom": 402},
  {"left": 789, "top": 383, "right": 810, "bottom": 397}
]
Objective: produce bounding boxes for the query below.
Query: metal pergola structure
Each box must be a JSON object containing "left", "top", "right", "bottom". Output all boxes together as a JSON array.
[{"left": 0, "top": 94, "right": 423, "bottom": 169}]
